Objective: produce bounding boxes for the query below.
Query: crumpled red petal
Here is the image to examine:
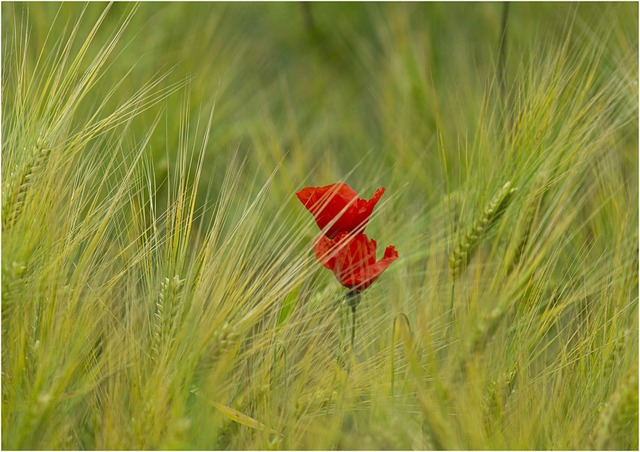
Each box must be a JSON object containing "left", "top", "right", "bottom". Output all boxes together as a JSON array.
[
  {"left": 296, "top": 183, "right": 385, "bottom": 238},
  {"left": 313, "top": 232, "right": 398, "bottom": 290}
]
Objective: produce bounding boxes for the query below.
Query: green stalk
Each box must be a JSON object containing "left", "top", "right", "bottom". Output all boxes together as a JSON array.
[{"left": 346, "top": 290, "right": 361, "bottom": 350}]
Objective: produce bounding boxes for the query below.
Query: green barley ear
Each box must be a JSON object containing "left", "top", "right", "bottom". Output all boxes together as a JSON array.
[
  {"left": 483, "top": 368, "right": 517, "bottom": 431},
  {"left": 209, "top": 322, "right": 240, "bottom": 361},
  {"left": 151, "top": 275, "right": 185, "bottom": 361},
  {"left": 2, "top": 140, "right": 52, "bottom": 232},
  {"left": 506, "top": 176, "right": 548, "bottom": 274},
  {"left": 506, "top": 205, "right": 536, "bottom": 274},
  {"left": 604, "top": 330, "right": 629, "bottom": 380},
  {"left": 593, "top": 363, "right": 639, "bottom": 449},
  {"left": 449, "top": 181, "right": 517, "bottom": 278},
  {"left": 1, "top": 261, "right": 27, "bottom": 319},
  {"left": 195, "top": 322, "right": 240, "bottom": 378},
  {"left": 456, "top": 298, "right": 514, "bottom": 378}
]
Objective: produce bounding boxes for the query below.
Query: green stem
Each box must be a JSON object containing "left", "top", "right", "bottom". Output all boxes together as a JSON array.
[
  {"left": 346, "top": 290, "right": 361, "bottom": 351},
  {"left": 390, "top": 316, "right": 398, "bottom": 397},
  {"left": 338, "top": 299, "right": 346, "bottom": 367}
]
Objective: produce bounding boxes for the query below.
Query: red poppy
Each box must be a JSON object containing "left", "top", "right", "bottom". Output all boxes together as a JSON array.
[
  {"left": 313, "top": 232, "right": 398, "bottom": 290},
  {"left": 296, "top": 183, "right": 385, "bottom": 239}
]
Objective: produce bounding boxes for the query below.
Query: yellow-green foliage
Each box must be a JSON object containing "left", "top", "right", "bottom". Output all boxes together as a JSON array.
[{"left": 2, "top": 2, "right": 637, "bottom": 450}]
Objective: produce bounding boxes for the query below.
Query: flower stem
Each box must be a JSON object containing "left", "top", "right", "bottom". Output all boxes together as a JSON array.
[
  {"left": 338, "top": 299, "right": 346, "bottom": 367},
  {"left": 346, "top": 290, "right": 361, "bottom": 350}
]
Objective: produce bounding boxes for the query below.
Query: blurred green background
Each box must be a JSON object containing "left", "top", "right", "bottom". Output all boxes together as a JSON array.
[{"left": 5, "top": 1, "right": 636, "bottom": 206}]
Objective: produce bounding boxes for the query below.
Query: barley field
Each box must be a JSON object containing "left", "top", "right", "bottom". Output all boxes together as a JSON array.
[{"left": 2, "top": 2, "right": 638, "bottom": 450}]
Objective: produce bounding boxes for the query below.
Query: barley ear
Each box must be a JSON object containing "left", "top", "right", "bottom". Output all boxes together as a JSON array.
[
  {"left": 2, "top": 141, "right": 52, "bottom": 232},
  {"left": 506, "top": 176, "right": 548, "bottom": 273},
  {"left": 455, "top": 299, "right": 513, "bottom": 379},
  {"left": 593, "top": 363, "right": 639, "bottom": 449},
  {"left": 196, "top": 322, "right": 240, "bottom": 378},
  {"left": 151, "top": 275, "right": 185, "bottom": 361},
  {"left": 483, "top": 368, "right": 517, "bottom": 431},
  {"left": 505, "top": 193, "right": 536, "bottom": 274},
  {"left": 450, "top": 181, "right": 517, "bottom": 278},
  {"left": 1, "top": 261, "right": 27, "bottom": 319}
]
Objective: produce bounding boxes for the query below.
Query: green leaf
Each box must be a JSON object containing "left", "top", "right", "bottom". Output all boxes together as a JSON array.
[{"left": 277, "top": 284, "right": 301, "bottom": 328}]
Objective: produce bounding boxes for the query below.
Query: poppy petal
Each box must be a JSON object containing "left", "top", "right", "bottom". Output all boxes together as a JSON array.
[
  {"left": 319, "top": 233, "right": 398, "bottom": 290},
  {"left": 313, "top": 233, "right": 341, "bottom": 269},
  {"left": 339, "top": 248, "right": 398, "bottom": 289},
  {"left": 296, "top": 183, "right": 385, "bottom": 238},
  {"left": 353, "top": 187, "right": 385, "bottom": 232}
]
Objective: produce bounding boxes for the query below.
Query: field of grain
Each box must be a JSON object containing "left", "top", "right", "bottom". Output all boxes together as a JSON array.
[{"left": 2, "top": 2, "right": 638, "bottom": 449}]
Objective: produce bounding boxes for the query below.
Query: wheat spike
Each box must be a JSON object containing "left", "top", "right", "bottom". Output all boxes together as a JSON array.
[
  {"left": 483, "top": 368, "right": 517, "bottom": 432},
  {"left": 604, "top": 332, "right": 628, "bottom": 380},
  {"left": 3, "top": 140, "right": 52, "bottom": 232},
  {"left": 151, "top": 275, "right": 185, "bottom": 361},
  {"left": 506, "top": 176, "right": 549, "bottom": 273},
  {"left": 193, "top": 322, "right": 240, "bottom": 384},
  {"left": 594, "top": 363, "right": 639, "bottom": 449},
  {"left": 450, "top": 181, "right": 517, "bottom": 278},
  {"left": 211, "top": 322, "right": 239, "bottom": 356},
  {"left": 1, "top": 261, "right": 27, "bottom": 319}
]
